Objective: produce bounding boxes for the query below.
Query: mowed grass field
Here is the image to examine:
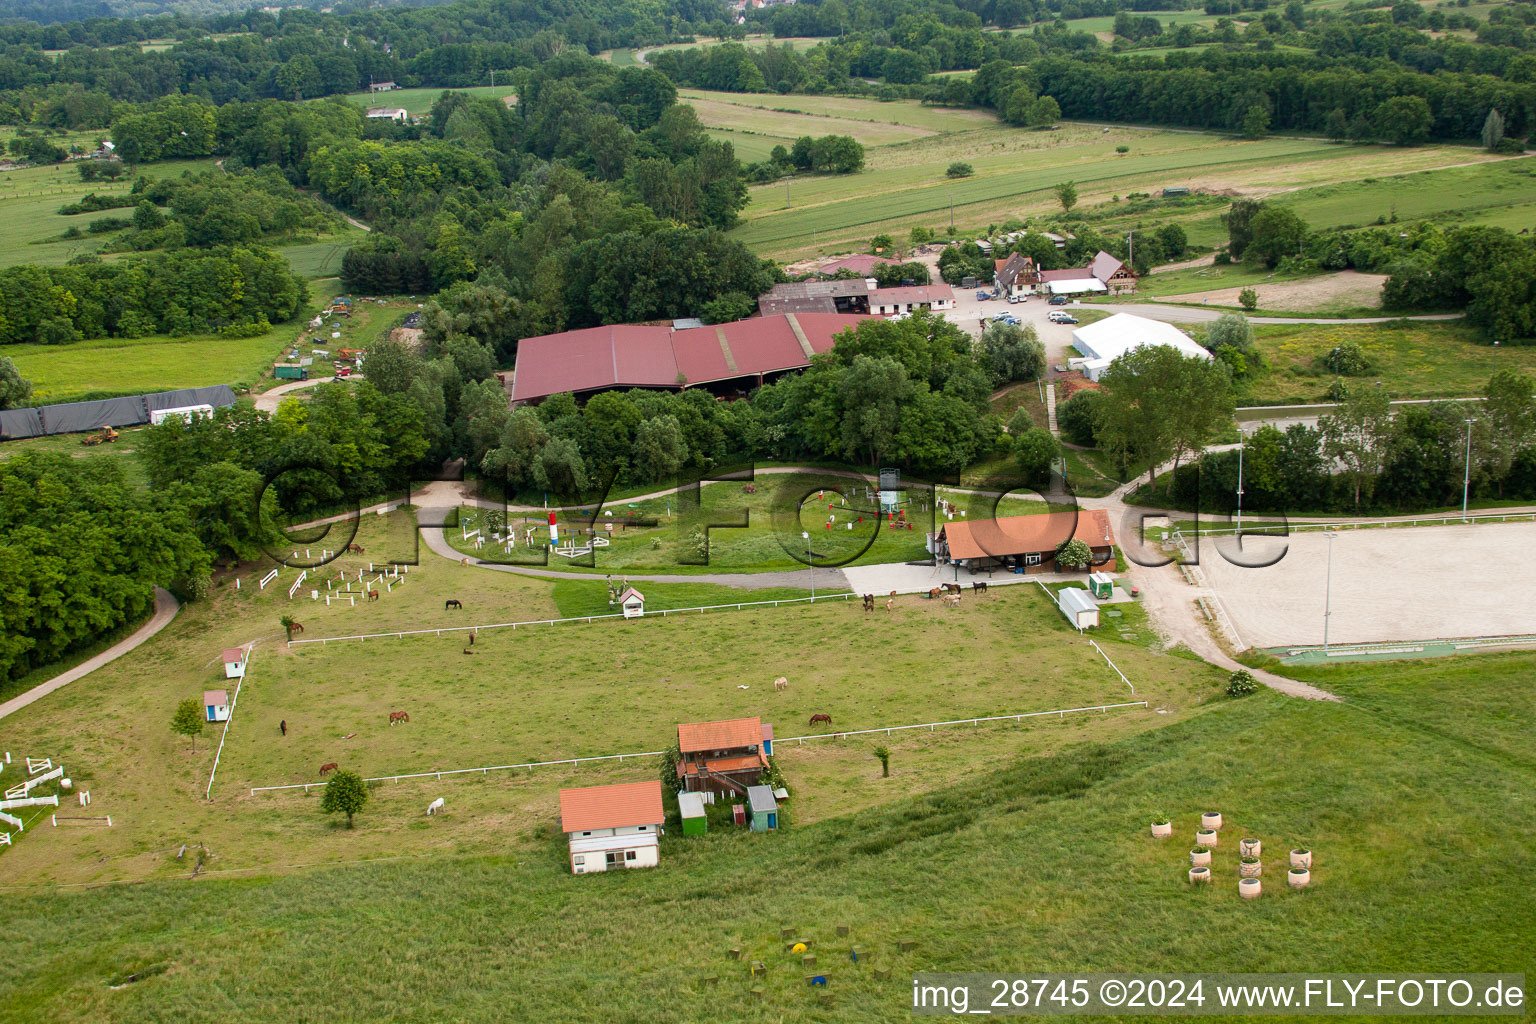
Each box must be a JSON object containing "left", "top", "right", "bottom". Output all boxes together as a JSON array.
[
  {"left": 2, "top": 639, "right": 1531, "bottom": 1022},
  {"left": 338, "top": 85, "right": 515, "bottom": 117}
]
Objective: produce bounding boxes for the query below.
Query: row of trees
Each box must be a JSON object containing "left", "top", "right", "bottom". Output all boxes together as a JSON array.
[{"left": 1165, "top": 370, "right": 1536, "bottom": 513}]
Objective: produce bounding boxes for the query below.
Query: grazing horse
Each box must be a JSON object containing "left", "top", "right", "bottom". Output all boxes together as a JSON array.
[
  {"left": 462, "top": 647, "right": 474, "bottom": 655},
  {"left": 389, "top": 710, "right": 410, "bottom": 726},
  {"left": 942, "top": 582, "right": 962, "bottom": 595},
  {"left": 444, "top": 599, "right": 462, "bottom": 611},
  {"left": 809, "top": 713, "right": 832, "bottom": 727},
  {"left": 885, "top": 598, "right": 894, "bottom": 611},
  {"left": 972, "top": 581, "right": 988, "bottom": 594},
  {"left": 774, "top": 676, "right": 788, "bottom": 692},
  {"left": 366, "top": 590, "right": 380, "bottom": 602},
  {"left": 861, "top": 594, "right": 875, "bottom": 612},
  {"left": 346, "top": 544, "right": 364, "bottom": 554},
  {"left": 318, "top": 762, "right": 339, "bottom": 775},
  {"left": 288, "top": 622, "right": 305, "bottom": 635},
  {"left": 426, "top": 798, "right": 445, "bottom": 816},
  {"left": 927, "top": 587, "right": 942, "bottom": 599},
  {"left": 279, "top": 719, "right": 287, "bottom": 737},
  {"left": 944, "top": 593, "right": 962, "bottom": 607}
]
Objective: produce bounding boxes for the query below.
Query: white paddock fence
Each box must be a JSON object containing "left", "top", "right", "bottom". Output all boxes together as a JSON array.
[
  {"left": 285, "top": 593, "right": 858, "bottom": 647},
  {"left": 248, "top": 699, "right": 1148, "bottom": 795}
]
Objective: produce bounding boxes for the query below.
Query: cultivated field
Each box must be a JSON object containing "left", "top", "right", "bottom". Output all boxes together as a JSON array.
[{"left": 1201, "top": 521, "right": 1536, "bottom": 648}]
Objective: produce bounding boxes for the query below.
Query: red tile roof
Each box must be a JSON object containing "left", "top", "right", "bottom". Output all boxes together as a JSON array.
[
  {"left": 678, "top": 716, "right": 763, "bottom": 754},
  {"left": 942, "top": 509, "right": 1114, "bottom": 561},
  {"left": 1038, "top": 268, "right": 1094, "bottom": 283},
  {"left": 511, "top": 314, "right": 872, "bottom": 402},
  {"left": 203, "top": 689, "right": 228, "bottom": 706},
  {"left": 870, "top": 284, "right": 954, "bottom": 306},
  {"left": 704, "top": 753, "right": 768, "bottom": 773},
  {"left": 559, "top": 780, "right": 665, "bottom": 833},
  {"left": 222, "top": 648, "right": 244, "bottom": 663}
]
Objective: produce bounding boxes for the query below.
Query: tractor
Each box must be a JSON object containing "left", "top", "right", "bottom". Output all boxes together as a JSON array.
[{"left": 80, "top": 425, "right": 118, "bottom": 446}]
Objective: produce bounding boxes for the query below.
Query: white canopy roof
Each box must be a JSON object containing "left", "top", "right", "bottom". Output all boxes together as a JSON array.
[
  {"left": 1058, "top": 587, "right": 1098, "bottom": 616},
  {"left": 1071, "top": 313, "right": 1211, "bottom": 366}
]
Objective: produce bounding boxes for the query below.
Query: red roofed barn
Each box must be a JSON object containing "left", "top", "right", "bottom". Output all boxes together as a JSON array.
[
  {"left": 676, "top": 716, "right": 772, "bottom": 795},
  {"left": 511, "top": 313, "right": 872, "bottom": 404},
  {"left": 933, "top": 509, "right": 1115, "bottom": 574}
]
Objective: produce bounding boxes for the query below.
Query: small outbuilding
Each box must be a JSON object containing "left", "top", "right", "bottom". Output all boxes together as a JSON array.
[
  {"left": 760, "top": 722, "right": 774, "bottom": 757},
  {"left": 560, "top": 780, "right": 665, "bottom": 874},
  {"left": 746, "top": 785, "right": 779, "bottom": 832},
  {"left": 1057, "top": 587, "right": 1100, "bottom": 630},
  {"left": 203, "top": 689, "right": 230, "bottom": 723},
  {"left": 1089, "top": 572, "right": 1115, "bottom": 600},
  {"left": 619, "top": 587, "right": 646, "bottom": 618},
  {"left": 222, "top": 648, "right": 246, "bottom": 678},
  {"left": 678, "top": 791, "right": 708, "bottom": 837}
]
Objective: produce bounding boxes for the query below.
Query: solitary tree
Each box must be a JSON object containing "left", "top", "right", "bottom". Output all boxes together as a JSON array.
[
  {"left": 1320, "top": 386, "right": 1392, "bottom": 505},
  {"left": 873, "top": 745, "right": 890, "bottom": 777},
  {"left": 279, "top": 615, "right": 299, "bottom": 641},
  {"left": 945, "top": 162, "right": 974, "bottom": 178},
  {"left": 320, "top": 769, "right": 370, "bottom": 828},
  {"left": 1240, "top": 105, "right": 1270, "bottom": 139},
  {"left": 1054, "top": 180, "right": 1078, "bottom": 214},
  {"left": 171, "top": 698, "right": 204, "bottom": 753},
  {"left": 1481, "top": 108, "right": 1506, "bottom": 153},
  {"left": 1026, "top": 95, "right": 1062, "bottom": 128},
  {"left": 1239, "top": 288, "right": 1259, "bottom": 311},
  {"left": 1056, "top": 538, "right": 1093, "bottom": 571}
]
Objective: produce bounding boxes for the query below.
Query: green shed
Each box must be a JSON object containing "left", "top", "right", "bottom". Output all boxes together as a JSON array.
[
  {"left": 679, "top": 791, "right": 707, "bottom": 837},
  {"left": 1089, "top": 572, "right": 1114, "bottom": 600}
]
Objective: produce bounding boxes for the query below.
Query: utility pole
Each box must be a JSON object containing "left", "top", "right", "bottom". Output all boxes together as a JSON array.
[
  {"left": 949, "top": 194, "right": 954, "bottom": 233},
  {"left": 802, "top": 531, "right": 813, "bottom": 602},
  {"left": 1127, "top": 229, "right": 1134, "bottom": 270},
  {"left": 1322, "top": 530, "right": 1338, "bottom": 653},
  {"left": 1235, "top": 425, "right": 1245, "bottom": 537},
  {"left": 1462, "top": 418, "right": 1476, "bottom": 521}
]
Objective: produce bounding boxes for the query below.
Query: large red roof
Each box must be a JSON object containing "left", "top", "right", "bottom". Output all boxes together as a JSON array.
[
  {"left": 511, "top": 314, "right": 872, "bottom": 402},
  {"left": 678, "top": 716, "right": 763, "bottom": 754}
]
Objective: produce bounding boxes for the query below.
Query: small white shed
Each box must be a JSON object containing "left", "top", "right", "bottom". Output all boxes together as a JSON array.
[
  {"left": 222, "top": 648, "right": 246, "bottom": 678},
  {"left": 1056, "top": 587, "right": 1099, "bottom": 630},
  {"left": 619, "top": 587, "right": 645, "bottom": 619},
  {"left": 203, "top": 689, "right": 230, "bottom": 723}
]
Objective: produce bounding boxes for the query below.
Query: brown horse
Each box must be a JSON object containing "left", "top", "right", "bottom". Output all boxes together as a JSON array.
[
  {"left": 366, "top": 590, "right": 380, "bottom": 602},
  {"left": 942, "top": 583, "right": 962, "bottom": 595},
  {"left": 288, "top": 622, "right": 305, "bottom": 635},
  {"left": 346, "top": 544, "right": 364, "bottom": 554},
  {"left": 809, "top": 713, "right": 832, "bottom": 727},
  {"left": 972, "top": 582, "right": 988, "bottom": 594},
  {"left": 318, "top": 762, "right": 339, "bottom": 775},
  {"left": 389, "top": 711, "right": 410, "bottom": 726},
  {"left": 445, "top": 599, "right": 462, "bottom": 611},
  {"left": 861, "top": 594, "right": 875, "bottom": 612}
]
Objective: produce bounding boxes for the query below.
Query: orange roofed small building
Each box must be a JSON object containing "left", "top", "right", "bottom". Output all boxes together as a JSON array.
[
  {"left": 933, "top": 509, "right": 1114, "bottom": 574},
  {"left": 676, "top": 716, "right": 772, "bottom": 795},
  {"left": 560, "top": 780, "right": 665, "bottom": 874}
]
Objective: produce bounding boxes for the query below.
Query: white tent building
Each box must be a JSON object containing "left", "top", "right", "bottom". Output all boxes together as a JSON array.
[{"left": 1069, "top": 313, "right": 1212, "bottom": 381}]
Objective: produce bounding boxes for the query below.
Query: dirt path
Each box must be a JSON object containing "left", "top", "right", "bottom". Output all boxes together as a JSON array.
[
  {"left": 254, "top": 375, "right": 364, "bottom": 413},
  {"left": 0, "top": 588, "right": 181, "bottom": 722}
]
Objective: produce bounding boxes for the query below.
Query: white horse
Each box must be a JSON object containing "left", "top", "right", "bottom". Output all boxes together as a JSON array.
[
  {"left": 426, "top": 797, "right": 445, "bottom": 816},
  {"left": 773, "top": 677, "right": 788, "bottom": 692}
]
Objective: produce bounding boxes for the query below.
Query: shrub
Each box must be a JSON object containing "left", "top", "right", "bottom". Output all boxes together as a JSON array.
[
  {"left": 1115, "top": 145, "right": 1130, "bottom": 154},
  {"left": 1226, "top": 670, "right": 1259, "bottom": 697},
  {"left": 1238, "top": 287, "right": 1259, "bottom": 311},
  {"left": 1324, "top": 341, "right": 1373, "bottom": 375},
  {"left": 1055, "top": 538, "right": 1093, "bottom": 571},
  {"left": 945, "top": 161, "right": 974, "bottom": 178},
  {"left": 1058, "top": 389, "right": 1102, "bottom": 446}
]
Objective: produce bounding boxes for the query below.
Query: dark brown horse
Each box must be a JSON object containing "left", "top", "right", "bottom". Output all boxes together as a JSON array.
[
  {"left": 366, "top": 590, "right": 380, "bottom": 601},
  {"left": 346, "top": 544, "right": 365, "bottom": 554},
  {"left": 444, "top": 599, "right": 462, "bottom": 611},
  {"left": 861, "top": 594, "right": 875, "bottom": 611},
  {"left": 389, "top": 711, "right": 410, "bottom": 726},
  {"left": 972, "top": 581, "right": 988, "bottom": 594},
  {"left": 318, "top": 762, "right": 339, "bottom": 775},
  {"left": 809, "top": 713, "right": 832, "bottom": 727}
]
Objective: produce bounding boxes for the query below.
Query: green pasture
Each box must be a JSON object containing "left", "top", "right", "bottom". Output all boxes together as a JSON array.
[
  {"left": 0, "top": 156, "right": 218, "bottom": 269},
  {"left": 707, "top": 129, "right": 785, "bottom": 163},
  {"left": 1270, "top": 157, "right": 1536, "bottom": 231},
  {"left": 338, "top": 85, "right": 516, "bottom": 118},
  {"left": 1058, "top": 9, "right": 1222, "bottom": 32},
  {"left": 679, "top": 89, "right": 998, "bottom": 134},
  {"left": 6, "top": 327, "right": 298, "bottom": 403},
  {"left": 277, "top": 231, "right": 366, "bottom": 280},
  {"left": 0, "top": 425, "right": 150, "bottom": 490},
  {"left": 446, "top": 478, "right": 1056, "bottom": 574},
  {"left": 1243, "top": 320, "right": 1536, "bottom": 404},
  {"left": 2, "top": 632, "right": 1531, "bottom": 1021}
]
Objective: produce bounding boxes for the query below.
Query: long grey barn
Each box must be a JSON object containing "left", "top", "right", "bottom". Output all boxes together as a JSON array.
[{"left": 0, "top": 385, "right": 238, "bottom": 440}]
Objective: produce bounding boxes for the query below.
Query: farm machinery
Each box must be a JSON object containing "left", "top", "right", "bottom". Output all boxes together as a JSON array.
[{"left": 80, "top": 425, "right": 118, "bottom": 446}]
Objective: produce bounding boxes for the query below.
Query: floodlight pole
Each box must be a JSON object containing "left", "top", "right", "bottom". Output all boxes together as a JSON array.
[
  {"left": 803, "top": 531, "right": 813, "bottom": 602},
  {"left": 1322, "top": 530, "right": 1338, "bottom": 653},
  {"left": 1462, "top": 418, "right": 1476, "bottom": 522},
  {"left": 1236, "top": 425, "right": 1246, "bottom": 537}
]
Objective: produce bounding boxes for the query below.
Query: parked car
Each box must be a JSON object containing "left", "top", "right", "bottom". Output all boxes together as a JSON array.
[
  {"left": 1007, "top": 294, "right": 1020, "bottom": 304},
  {"left": 991, "top": 313, "right": 1014, "bottom": 322},
  {"left": 1048, "top": 295, "right": 1069, "bottom": 305},
  {"left": 976, "top": 290, "right": 991, "bottom": 301},
  {"left": 1049, "top": 312, "right": 1079, "bottom": 325}
]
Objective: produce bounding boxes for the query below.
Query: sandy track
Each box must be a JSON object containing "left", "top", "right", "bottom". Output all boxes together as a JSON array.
[{"left": 1157, "top": 270, "right": 1387, "bottom": 312}]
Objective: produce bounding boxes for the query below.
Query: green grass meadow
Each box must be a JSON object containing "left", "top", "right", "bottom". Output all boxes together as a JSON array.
[
  {"left": 1, "top": 638, "right": 1530, "bottom": 1022},
  {"left": 338, "top": 85, "right": 516, "bottom": 118}
]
